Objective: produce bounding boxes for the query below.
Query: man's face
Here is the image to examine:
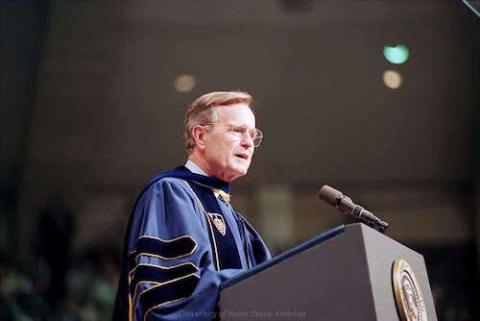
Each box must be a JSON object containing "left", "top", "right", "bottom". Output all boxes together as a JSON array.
[{"left": 201, "top": 103, "right": 256, "bottom": 182}]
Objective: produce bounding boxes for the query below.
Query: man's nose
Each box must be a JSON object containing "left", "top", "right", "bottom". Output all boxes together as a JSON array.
[{"left": 241, "top": 133, "right": 254, "bottom": 148}]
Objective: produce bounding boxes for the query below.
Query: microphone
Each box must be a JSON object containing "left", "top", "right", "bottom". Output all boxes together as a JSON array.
[{"left": 318, "top": 185, "right": 389, "bottom": 232}]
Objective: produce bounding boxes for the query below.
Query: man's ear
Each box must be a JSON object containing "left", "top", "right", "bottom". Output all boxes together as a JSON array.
[{"left": 191, "top": 125, "right": 207, "bottom": 150}]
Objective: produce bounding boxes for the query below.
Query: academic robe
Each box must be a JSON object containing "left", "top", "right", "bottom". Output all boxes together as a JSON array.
[{"left": 113, "top": 166, "right": 271, "bottom": 321}]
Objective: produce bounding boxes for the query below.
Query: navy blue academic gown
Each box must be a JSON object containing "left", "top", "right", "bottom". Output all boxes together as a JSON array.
[{"left": 113, "top": 166, "right": 271, "bottom": 321}]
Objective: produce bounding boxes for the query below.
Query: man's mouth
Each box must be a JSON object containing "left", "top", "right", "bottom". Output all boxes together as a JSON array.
[{"left": 235, "top": 153, "right": 249, "bottom": 160}]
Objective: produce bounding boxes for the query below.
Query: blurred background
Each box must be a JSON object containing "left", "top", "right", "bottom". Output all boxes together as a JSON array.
[{"left": 1, "top": 0, "right": 479, "bottom": 320}]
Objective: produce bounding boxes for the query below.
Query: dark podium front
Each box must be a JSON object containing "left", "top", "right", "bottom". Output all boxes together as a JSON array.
[{"left": 218, "top": 223, "right": 437, "bottom": 321}]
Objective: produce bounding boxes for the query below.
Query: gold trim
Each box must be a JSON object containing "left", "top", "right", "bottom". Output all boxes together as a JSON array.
[
  {"left": 132, "top": 272, "right": 201, "bottom": 321},
  {"left": 191, "top": 180, "right": 232, "bottom": 203},
  {"left": 127, "top": 179, "right": 201, "bottom": 320},
  {"left": 129, "top": 262, "right": 199, "bottom": 296},
  {"left": 212, "top": 188, "right": 231, "bottom": 203},
  {"left": 133, "top": 281, "right": 160, "bottom": 302},
  {"left": 129, "top": 235, "right": 198, "bottom": 264},
  {"left": 205, "top": 212, "right": 221, "bottom": 270},
  {"left": 134, "top": 272, "right": 200, "bottom": 309},
  {"left": 392, "top": 259, "right": 428, "bottom": 321},
  {"left": 143, "top": 298, "right": 184, "bottom": 321},
  {"left": 129, "top": 293, "right": 133, "bottom": 321},
  {"left": 182, "top": 181, "right": 221, "bottom": 271},
  {"left": 137, "top": 234, "right": 196, "bottom": 244}
]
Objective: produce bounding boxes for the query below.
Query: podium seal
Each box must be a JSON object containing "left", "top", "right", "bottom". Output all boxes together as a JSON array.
[{"left": 392, "top": 259, "right": 428, "bottom": 321}]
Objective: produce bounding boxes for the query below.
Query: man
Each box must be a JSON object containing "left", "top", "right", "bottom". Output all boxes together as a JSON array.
[{"left": 113, "top": 91, "right": 271, "bottom": 321}]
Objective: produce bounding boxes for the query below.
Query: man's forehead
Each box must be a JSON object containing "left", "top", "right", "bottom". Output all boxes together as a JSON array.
[
  {"left": 212, "top": 102, "right": 251, "bottom": 110},
  {"left": 214, "top": 105, "right": 256, "bottom": 125}
]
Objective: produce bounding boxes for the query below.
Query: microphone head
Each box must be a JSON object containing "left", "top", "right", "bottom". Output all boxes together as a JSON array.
[{"left": 317, "top": 185, "right": 343, "bottom": 207}]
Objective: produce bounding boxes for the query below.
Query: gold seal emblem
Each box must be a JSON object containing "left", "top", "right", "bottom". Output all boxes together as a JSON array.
[
  {"left": 208, "top": 213, "right": 226, "bottom": 236},
  {"left": 392, "top": 259, "right": 428, "bottom": 321}
]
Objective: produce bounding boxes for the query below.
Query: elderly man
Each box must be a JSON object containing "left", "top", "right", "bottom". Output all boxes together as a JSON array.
[{"left": 113, "top": 91, "right": 271, "bottom": 321}]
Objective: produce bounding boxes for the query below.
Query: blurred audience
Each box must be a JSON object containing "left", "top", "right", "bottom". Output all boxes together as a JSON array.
[
  {"left": 35, "top": 195, "right": 75, "bottom": 309},
  {"left": 0, "top": 246, "right": 120, "bottom": 321}
]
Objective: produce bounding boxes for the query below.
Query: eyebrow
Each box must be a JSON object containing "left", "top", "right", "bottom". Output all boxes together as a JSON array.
[{"left": 221, "top": 122, "right": 255, "bottom": 128}]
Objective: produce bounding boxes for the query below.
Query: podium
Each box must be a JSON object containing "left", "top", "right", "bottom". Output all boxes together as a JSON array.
[{"left": 218, "top": 223, "right": 437, "bottom": 321}]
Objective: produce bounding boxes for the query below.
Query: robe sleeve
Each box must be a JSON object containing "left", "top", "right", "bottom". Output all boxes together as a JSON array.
[{"left": 126, "top": 178, "right": 240, "bottom": 321}]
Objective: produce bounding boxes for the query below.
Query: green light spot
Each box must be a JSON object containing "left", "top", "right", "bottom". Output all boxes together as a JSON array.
[{"left": 383, "top": 45, "right": 409, "bottom": 64}]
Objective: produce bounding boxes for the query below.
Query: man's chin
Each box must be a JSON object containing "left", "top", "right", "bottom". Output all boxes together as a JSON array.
[
  {"left": 234, "top": 165, "right": 249, "bottom": 176},
  {"left": 220, "top": 166, "right": 249, "bottom": 182}
]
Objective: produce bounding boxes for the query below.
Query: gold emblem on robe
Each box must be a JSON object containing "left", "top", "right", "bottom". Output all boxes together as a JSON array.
[{"left": 208, "top": 213, "right": 226, "bottom": 236}]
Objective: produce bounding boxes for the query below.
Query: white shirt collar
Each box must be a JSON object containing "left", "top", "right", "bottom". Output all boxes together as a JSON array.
[{"left": 185, "top": 160, "right": 208, "bottom": 176}]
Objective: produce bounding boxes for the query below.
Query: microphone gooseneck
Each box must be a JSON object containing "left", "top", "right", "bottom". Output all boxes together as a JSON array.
[{"left": 318, "top": 185, "right": 389, "bottom": 232}]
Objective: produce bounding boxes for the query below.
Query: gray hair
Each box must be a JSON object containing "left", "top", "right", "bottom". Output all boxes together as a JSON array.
[{"left": 183, "top": 91, "right": 253, "bottom": 154}]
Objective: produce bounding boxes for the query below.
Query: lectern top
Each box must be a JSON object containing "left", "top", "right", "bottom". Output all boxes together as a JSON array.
[{"left": 222, "top": 224, "right": 345, "bottom": 289}]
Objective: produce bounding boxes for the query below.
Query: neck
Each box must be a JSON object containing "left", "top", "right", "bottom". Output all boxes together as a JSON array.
[
  {"left": 188, "top": 154, "right": 210, "bottom": 174},
  {"left": 188, "top": 153, "right": 239, "bottom": 182}
]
